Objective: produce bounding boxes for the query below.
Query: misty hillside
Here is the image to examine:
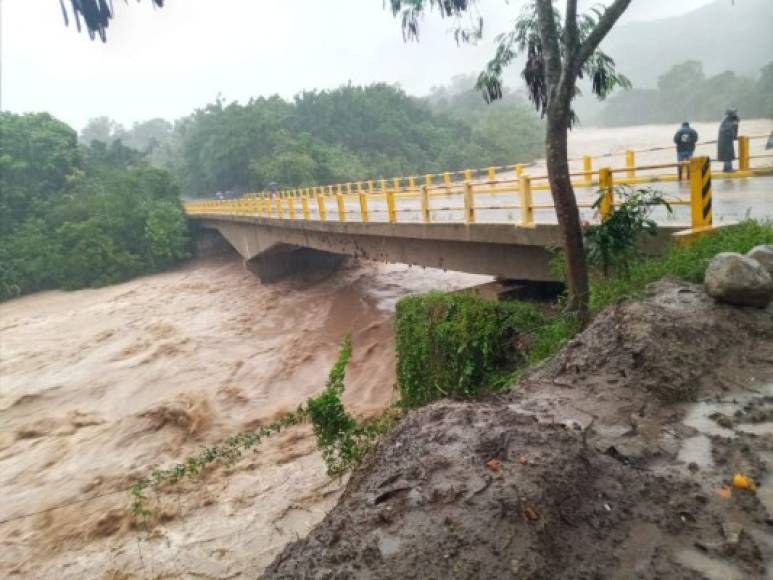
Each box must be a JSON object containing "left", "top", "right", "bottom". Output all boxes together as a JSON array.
[{"left": 602, "top": 0, "right": 773, "bottom": 88}]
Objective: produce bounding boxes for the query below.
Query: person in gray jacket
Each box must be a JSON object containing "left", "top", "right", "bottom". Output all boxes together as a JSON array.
[
  {"left": 673, "top": 121, "right": 698, "bottom": 180},
  {"left": 717, "top": 108, "right": 740, "bottom": 172}
]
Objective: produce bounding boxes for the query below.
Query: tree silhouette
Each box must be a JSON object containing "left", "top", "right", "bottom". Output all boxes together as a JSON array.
[
  {"left": 60, "top": 0, "right": 164, "bottom": 41},
  {"left": 390, "top": 0, "right": 632, "bottom": 318}
]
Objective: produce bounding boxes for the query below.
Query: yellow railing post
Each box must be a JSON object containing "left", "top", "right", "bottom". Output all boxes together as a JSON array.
[
  {"left": 275, "top": 196, "right": 284, "bottom": 219},
  {"left": 518, "top": 175, "right": 534, "bottom": 226},
  {"left": 408, "top": 176, "right": 416, "bottom": 191},
  {"left": 367, "top": 180, "right": 374, "bottom": 194},
  {"left": 464, "top": 181, "right": 475, "bottom": 224},
  {"left": 516, "top": 164, "right": 524, "bottom": 178},
  {"left": 317, "top": 190, "right": 327, "bottom": 221},
  {"left": 738, "top": 136, "right": 750, "bottom": 171},
  {"left": 421, "top": 185, "right": 431, "bottom": 223},
  {"left": 626, "top": 150, "right": 636, "bottom": 179},
  {"left": 380, "top": 178, "right": 388, "bottom": 193},
  {"left": 391, "top": 177, "right": 400, "bottom": 192},
  {"left": 287, "top": 194, "right": 296, "bottom": 219},
  {"left": 583, "top": 155, "right": 593, "bottom": 185},
  {"left": 386, "top": 190, "right": 397, "bottom": 223},
  {"left": 487, "top": 166, "right": 496, "bottom": 184},
  {"left": 443, "top": 172, "right": 452, "bottom": 189},
  {"left": 464, "top": 169, "right": 473, "bottom": 182},
  {"left": 690, "top": 156, "right": 713, "bottom": 229},
  {"left": 359, "top": 191, "right": 369, "bottom": 222},
  {"left": 337, "top": 193, "right": 346, "bottom": 222},
  {"left": 301, "top": 193, "right": 310, "bottom": 220},
  {"left": 424, "top": 174, "right": 433, "bottom": 190},
  {"left": 346, "top": 183, "right": 352, "bottom": 195},
  {"left": 599, "top": 167, "right": 614, "bottom": 220}
]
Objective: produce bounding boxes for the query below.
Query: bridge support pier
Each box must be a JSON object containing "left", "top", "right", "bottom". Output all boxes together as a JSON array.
[{"left": 244, "top": 246, "right": 346, "bottom": 284}]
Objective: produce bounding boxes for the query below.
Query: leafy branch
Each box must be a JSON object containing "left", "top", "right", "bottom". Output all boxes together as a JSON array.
[
  {"left": 129, "top": 336, "right": 394, "bottom": 527},
  {"left": 584, "top": 186, "right": 673, "bottom": 276}
]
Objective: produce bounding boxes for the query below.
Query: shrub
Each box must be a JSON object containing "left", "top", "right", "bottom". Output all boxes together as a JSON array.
[
  {"left": 395, "top": 292, "right": 546, "bottom": 407},
  {"left": 144, "top": 201, "right": 191, "bottom": 266},
  {"left": 584, "top": 186, "right": 673, "bottom": 276},
  {"left": 57, "top": 219, "right": 142, "bottom": 289}
]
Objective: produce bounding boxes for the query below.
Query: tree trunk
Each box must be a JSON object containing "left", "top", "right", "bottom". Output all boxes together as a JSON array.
[{"left": 545, "top": 108, "right": 590, "bottom": 321}]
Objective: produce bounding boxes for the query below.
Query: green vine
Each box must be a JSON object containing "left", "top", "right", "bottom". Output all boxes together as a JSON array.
[{"left": 129, "top": 335, "right": 391, "bottom": 527}]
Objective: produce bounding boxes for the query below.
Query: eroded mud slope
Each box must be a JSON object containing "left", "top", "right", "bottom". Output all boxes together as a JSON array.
[{"left": 266, "top": 281, "right": 773, "bottom": 580}]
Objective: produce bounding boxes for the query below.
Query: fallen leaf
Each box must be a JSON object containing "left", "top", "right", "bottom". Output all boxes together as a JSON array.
[
  {"left": 523, "top": 506, "right": 540, "bottom": 521},
  {"left": 517, "top": 456, "right": 528, "bottom": 465},
  {"left": 717, "top": 485, "right": 731, "bottom": 499},
  {"left": 732, "top": 473, "right": 757, "bottom": 491},
  {"left": 485, "top": 458, "right": 501, "bottom": 472}
]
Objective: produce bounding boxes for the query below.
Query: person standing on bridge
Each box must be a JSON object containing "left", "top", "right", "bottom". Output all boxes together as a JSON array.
[
  {"left": 673, "top": 121, "right": 698, "bottom": 180},
  {"left": 717, "top": 108, "right": 740, "bottom": 173}
]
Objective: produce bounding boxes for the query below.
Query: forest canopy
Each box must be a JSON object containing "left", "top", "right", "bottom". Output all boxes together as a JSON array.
[
  {"left": 80, "top": 82, "right": 546, "bottom": 197},
  {"left": 599, "top": 60, "right": 773, "bottom": 126},
  {"left": 0, "top": 112, "right": 190, "bottom": 299}
]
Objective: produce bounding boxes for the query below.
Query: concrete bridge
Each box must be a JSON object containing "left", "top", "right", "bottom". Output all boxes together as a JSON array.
[
  {"left": 197, "top": 215, "right": 572, "bottom": 282},
  {"left": 187, "top": 137, "right": 773, "bottom": 282}
]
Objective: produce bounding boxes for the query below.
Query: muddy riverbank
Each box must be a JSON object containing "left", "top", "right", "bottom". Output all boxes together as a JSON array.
[{"left": 267, "top": 281, "right": 773, "bottom": 579}]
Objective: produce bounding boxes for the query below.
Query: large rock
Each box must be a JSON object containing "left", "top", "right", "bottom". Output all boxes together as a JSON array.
[
  {"left": 747, "top": 244, "right": 773, "bottom": 277},
  {"left": 704, "top": 252, "right": 773, "bottom": 308}
]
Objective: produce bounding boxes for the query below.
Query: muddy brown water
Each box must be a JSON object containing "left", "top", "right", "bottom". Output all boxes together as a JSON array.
[{"left": 0, "top": 255, "right": 488, "bottom": 578}]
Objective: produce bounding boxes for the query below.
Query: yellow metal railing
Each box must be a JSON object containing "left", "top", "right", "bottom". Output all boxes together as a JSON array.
[{"left": 185, "top": 135, "right": 773, "bottom": 232}]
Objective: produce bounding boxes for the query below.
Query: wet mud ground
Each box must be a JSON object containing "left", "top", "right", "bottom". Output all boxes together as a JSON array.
[{"left": 266, "top": 281, "right": 773, "bottom": 579}]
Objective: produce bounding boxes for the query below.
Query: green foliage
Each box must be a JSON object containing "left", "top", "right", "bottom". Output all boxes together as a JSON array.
[
  {"left": 584, "top": 186, "right": 673, "bottom": 276},
  {"left": 590, "top": 220, "right": 773, "bottom": 310},
  {"left": 395, "top": 292, "right": 547, "bottom": 407},
  {"left": 600, "top": 60, "right": 773, "bottom": 126},
  {"left": 0, "top": 112, "right": 190, "bottom": 300},
  {"left": 306, "top": 336, "right": 382, "bottom": 476},
  {"left": 127, "top": 84, "right": 544, "bottom": 196},
  {"left": 145, "top": 201, "right": 191, "bottom": 267}
]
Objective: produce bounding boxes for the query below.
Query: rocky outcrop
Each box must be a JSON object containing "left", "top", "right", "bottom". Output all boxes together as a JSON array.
[{"left": 704, "top": 252, "right": 773, "bottom": 308}]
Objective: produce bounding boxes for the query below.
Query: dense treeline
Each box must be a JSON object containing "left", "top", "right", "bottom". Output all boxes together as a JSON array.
[
  {"left": 600, "top": 60, "right": 773, "bottom": 127},
  {"left": 0, "top": 112, "right": 190, "bottom": 300},
  {"left": 3, "top": 81, "right": 544, "bottom": 299},
  {"left": 81, "top": 83, "right": 545, "bottom": 197}
]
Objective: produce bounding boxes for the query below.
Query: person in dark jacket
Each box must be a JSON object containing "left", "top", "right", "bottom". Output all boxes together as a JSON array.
[
  {"left": 717, "top": 108, "right": 740, "bottom": 172},
  {"left": 673, "top": 121, "right": 699, "bottom": 180}
]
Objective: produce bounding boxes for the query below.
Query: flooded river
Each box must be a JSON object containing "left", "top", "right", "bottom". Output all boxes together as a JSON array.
[
  {"left": 1, "top": 121, "right": 771, "bottom": 578},
  {"left": 0, "top": 255, "right": 487, "bottom": 578}
]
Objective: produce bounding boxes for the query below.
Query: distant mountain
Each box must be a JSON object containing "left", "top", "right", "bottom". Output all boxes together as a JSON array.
[{"left": 601, "top": 0, "right": 773, "bottom": 88}]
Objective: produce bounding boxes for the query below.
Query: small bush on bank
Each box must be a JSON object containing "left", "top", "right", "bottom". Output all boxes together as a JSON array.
[{"left": 395, "top": 291, "right": 547, "bottom": 407}]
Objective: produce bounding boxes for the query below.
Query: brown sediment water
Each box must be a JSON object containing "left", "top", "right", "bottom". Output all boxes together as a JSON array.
[{"left": 0, "top": 255, "right": 488, "bottom": 578}]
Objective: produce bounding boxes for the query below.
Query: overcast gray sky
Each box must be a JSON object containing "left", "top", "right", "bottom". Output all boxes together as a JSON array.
[{"left": 1, "top": 0, "right": 715, "bottom": 130}]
